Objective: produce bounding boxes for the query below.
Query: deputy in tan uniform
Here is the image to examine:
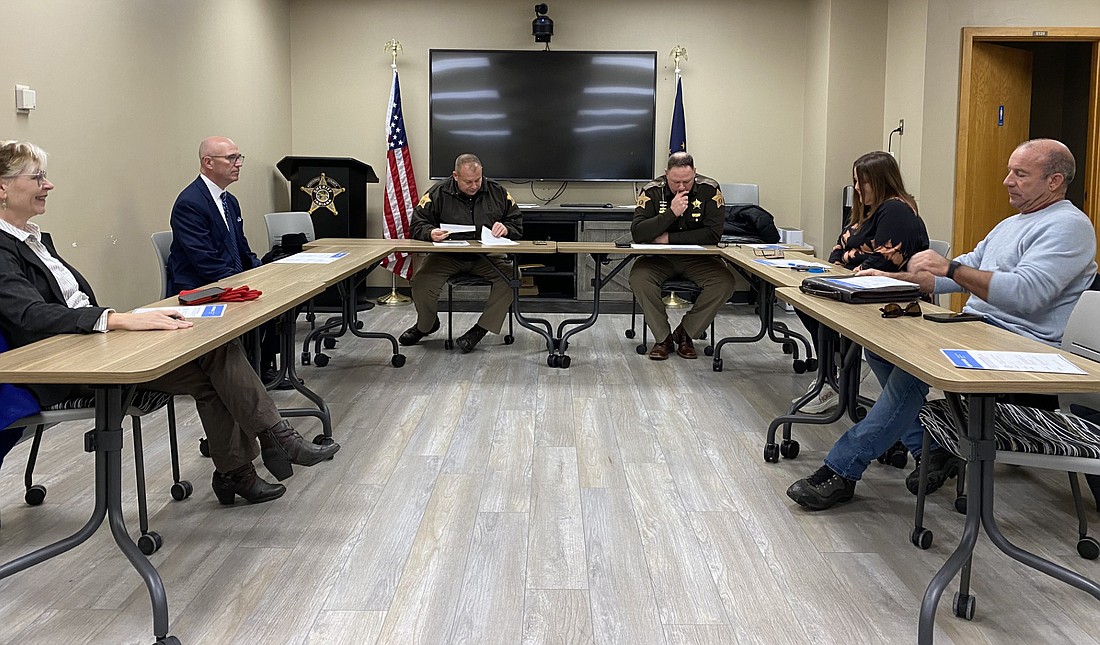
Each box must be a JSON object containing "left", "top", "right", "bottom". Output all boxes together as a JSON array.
[
  {"left": 401, "top": 154, "right": 523, "bottom": 352},
  {"left": 629, "top": 152, "right": 735, "bottom": 360}
]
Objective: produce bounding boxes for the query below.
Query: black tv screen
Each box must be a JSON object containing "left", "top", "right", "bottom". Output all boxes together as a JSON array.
[{"left": 429, "top": 50, "right": 657, "bottom": 182}]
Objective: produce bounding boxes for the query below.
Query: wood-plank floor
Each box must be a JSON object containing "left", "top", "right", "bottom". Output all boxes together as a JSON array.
[{"left": 1, "top": 305, "right": 1098, "bottom": 644}]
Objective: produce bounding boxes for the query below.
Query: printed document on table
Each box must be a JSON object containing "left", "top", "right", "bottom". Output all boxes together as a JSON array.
[
  {"left": 132, "top": 305, "right": 226, "bottom": 318},
  {"left": 480, "top": 227, "right": 519, "bottom": 246},
  {"left": 941, "top": 349, "right": 1087, "bottom": 375},
  {"left": 274, "top": 252, "right": 349, "bottom": 264},
  {"left": 820, "top": 275, "right": 913, "bottom": 289},
  {"left": 630, "top": 244, "right": 705, "bottom": 250},
  {"left": 441, "top": 223, "right": 476, "bottom": 233},
  {"left": 433, "top": 240, "right": 470, "bottom": 247}
]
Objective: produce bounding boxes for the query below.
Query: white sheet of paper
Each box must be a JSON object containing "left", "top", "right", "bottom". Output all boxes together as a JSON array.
[
  {"left": 480, "top": 226, "right": 519, "bottom": 246},
  {"left": 941, "top": 349, "right": 1087, "bottom": 375},
  {"left": 630, "top": 243, "right": 705, "bottom": 251},
  {"left": 273, "top": 252, "right": 349, "bottom": 264},
  {"left": 433, "top": 240, "right": 470, "bottom": 247},
  {"left": 441, "top": 223, "right": 476, "bottom": 233},
  {"left": 821, "top": 275, "right": 914, "bottom": 289},
  {"left": 132, "top": 305, "right": 226, "bottom": 318}
]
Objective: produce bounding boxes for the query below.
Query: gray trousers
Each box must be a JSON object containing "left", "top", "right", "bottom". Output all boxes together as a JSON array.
[
  {"left": 145, "top": 340, "right": 282, "bottom": 473},
  {"left": 410, "top": 253, "right": 513, "bottom": 334},
  {"left": 628, "top": 255, "right": 736, "bottom": 340}
]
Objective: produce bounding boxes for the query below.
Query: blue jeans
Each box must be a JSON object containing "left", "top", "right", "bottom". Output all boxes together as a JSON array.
[{"left": 824, "top": 351, "right": 931, "bottom": 481}]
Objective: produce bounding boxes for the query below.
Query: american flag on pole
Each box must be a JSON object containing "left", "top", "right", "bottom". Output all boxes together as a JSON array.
[{"left": 381, "top": 69, "right": 418, "bottom": 279}]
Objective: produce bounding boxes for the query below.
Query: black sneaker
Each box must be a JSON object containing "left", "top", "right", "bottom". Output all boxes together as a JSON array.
[
  {"left": 456, "top": 324, "right": 489, "bottom": 353},
  {"left": 906, "top": 447, "right": 961, "bottom": 495},
  {"left": 786, "top": 464, "right": 856, "bottom": 511},
  {"left": 399, "top": 318, "right": 440, "bottom": 346}
]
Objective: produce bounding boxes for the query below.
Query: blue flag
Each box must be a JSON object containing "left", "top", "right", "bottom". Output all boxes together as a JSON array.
[{"left": 669, "top": 76, "right": 686, "bottom": 155}]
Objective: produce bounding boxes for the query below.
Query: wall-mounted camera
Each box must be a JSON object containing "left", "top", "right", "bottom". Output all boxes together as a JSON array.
[{"left": 532, "top": 4, "right": 553, "bottom": 46}]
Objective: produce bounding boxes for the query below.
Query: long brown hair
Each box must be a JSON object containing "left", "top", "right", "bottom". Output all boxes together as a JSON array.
[{"left": 849, "top": 151, "right": 917, "bottom": 228}]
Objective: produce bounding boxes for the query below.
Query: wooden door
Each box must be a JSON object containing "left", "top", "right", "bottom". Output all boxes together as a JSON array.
[{"left": 952, "top": 42, "right": 1033, "bottom": 309}]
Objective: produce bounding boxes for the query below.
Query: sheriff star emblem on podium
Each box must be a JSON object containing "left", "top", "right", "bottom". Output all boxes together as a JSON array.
[{"left": 300, "top": 172, "right": 346, "bottom": 215}]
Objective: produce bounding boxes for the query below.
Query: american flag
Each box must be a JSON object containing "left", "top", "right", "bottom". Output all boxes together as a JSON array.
[{"left": 381, "top": 69, "right": 418, "bottom": 279}]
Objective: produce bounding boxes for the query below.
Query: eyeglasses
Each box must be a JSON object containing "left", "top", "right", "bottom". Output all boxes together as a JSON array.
[
  {"left": 6, "top": 170, "right": 48, "bottom": 186},
  {"left": 208, "top": 154, "right": 245, "bottom": 165},
  {"left": 752, "top": 248, "right": 784, "bottom": 259},
  {"left": 880, "top": 301, "right": 922, "bottom": 318}
]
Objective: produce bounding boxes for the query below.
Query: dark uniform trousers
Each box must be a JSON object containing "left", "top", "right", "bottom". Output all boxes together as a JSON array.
[
  {"left": 142, "top": 340, "right": 283, "bottom": 473},
  {"left": 410, "top": 253, "right": 513, "bottom": 334},
  {"left": 629, "top": 255, "right": 736, "bottom": 341}
]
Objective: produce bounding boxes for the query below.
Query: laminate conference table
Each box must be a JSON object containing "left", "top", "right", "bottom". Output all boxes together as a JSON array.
[
  {"left": 775, "top": 286, "right": 1100, "bottom": 644},
  {"left": 0, "top": 278, "right": 329, "bottom": 645}
]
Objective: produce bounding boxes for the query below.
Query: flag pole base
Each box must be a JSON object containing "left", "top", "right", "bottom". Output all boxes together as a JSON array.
[
  {"left": 377, "top": 273, "right": 412, "bottom": 306},
  {"left": 663, "top": 292, "right": 692, "bottom": 309}
]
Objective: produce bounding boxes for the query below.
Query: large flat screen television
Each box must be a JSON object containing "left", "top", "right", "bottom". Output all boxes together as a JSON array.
[{"left": 429, "top": 49, "right": 657, "bottom": 182}]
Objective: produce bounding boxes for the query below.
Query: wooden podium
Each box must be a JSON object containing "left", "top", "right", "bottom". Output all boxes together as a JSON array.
[{"left": 277, "top": 156, "right": 380, "bottom": 310}]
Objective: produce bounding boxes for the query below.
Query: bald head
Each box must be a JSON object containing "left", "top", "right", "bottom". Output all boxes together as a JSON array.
[
  {"left": 1004, "top": 138, "right": 1075, "bottom": 214},
  {"left": 1017, "top": 138, "right": 1075, "bottom": 187},
  {"left": 198, "top": 136, "right": 242, "bottom": 189}
]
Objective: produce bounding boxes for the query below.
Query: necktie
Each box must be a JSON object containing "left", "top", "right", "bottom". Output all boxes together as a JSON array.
[{"left": 221, "top": 192, "right": 244, "bottom": 273}]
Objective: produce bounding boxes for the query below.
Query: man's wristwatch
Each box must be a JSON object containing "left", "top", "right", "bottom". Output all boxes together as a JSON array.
[{"left": 946, "top": 260, "right": 962, "bottom": 280}]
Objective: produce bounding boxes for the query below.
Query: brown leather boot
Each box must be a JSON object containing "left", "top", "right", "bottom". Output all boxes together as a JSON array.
[
  {"left": 211, "top": 463, "right": 285, "bottom": 505},
  {"left": 258, "top": 420, "right": 340, "bottom": 481}
]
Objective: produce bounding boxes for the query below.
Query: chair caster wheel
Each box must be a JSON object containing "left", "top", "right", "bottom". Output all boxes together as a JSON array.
[
  {"left": 853, "top": 406, "right": 868, "bottom": 421},
  {"left": 952, "top": 592, "right": 975, "bottom": 620},
  {"left": 635, "top": 344, "right": 647, "bottom": 355},
  {"left": 314, "top": 353, "right": 330, "bottom": 367},
  {"left": 805, "top": 357, "right": 819, "bottom": 371},
  {"left": 764, "top": 444, "right": 780, "bottom": 463},
  {"left": 199, "top": 438, "right": 210, "bottom": 458},
  {"left": 713, "top": 358, "right": 723, "bottom": 372},
  {"left": 547, "top": 354, "right": 562, "bottom": 368},
  {"left": 445, "top": 340, "right": 455, "bottom": 351},
  {"left": 779, "top": 439, "right": 800, "bottom": 459},
  {"left": 954, "top": 495, "right": 968, "bottom": 514},
  {"left": 154, "top": 636, "right": 182, "bottom": 645},
  {"left": 782, "top": 342, "right": 794, "bottom": 355},
  {"left": 703, "top": 346, "right": 714, "bottom": 357},
  {"left": 392, "top": 354, "right": 406, "bottom": 368},
  {"left": 503, "top": 334, "right": 515, "bottom": 345},
  {"left": 559, "top": 355, "right": 571, "bottom": 369},
  {"left": 876, "top": 441, "right": 909, "bottom": 468},
  {"left": 313, "top": 434, "right": 335, "bottom": 446},
  {"left": 170, "top": 480, "right": 193, "bottom": 501},
  {"left": 301, "top": 351, "right": 311, "bottom": 366},
  {"left": 1077, "top": 536, "right": 1099, "bottom": 560},
  {"left": 138, "top": 531, "right": 163, "bottom": 556},
  {"left": 792, "top": 359, "right": 808, "bottom": 374},
  {"left": 322, "top": 337, "right": 337, "bottom": 349},
  {"left": 355, "top": 320, "right": 364, "bottom": 330},
  {"left": 625, "top": 329, "right": 636, "bottom": 339},
  {"left": 25, "top": 484, "right": 46, "bottom": 506},
  {"left": 910, "top": 527, "right": 934, "bottom": 549}
]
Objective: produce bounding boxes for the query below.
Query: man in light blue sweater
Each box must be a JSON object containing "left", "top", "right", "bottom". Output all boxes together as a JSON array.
[{"left": 788, "top": 139, "right": 1097, "bottom": 510}]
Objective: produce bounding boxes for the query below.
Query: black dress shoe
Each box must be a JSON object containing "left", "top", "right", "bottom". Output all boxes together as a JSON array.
[
  {"left": 258, "top": 420, "right": 341, "bottom": 481},
  {"left": 456, "top": 324, "right": 489, "bottom": 353},
  {"left": 787, "top": 464, "right": 856, "bottom": 510},
  {"left": 399, "top": 318, "right": 441, "bottom": 346},
  {"left": 211, "top": 464, "right": 285, "bottom": 505}
]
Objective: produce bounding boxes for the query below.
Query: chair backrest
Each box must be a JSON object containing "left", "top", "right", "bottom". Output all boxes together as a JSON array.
[
  {"left": 264, "top": 212, "right": 315, "bottom": 250},
  {"left": 929, "top": 238, "right": 951, "bottom": 258},
  {"left": 720, "top": 183, "right": 760, "bottom": 206},
  {"left": 1059, "top": 290, "right": 1100, "bottom": 413},
  {"left": 150, "top": 231, "right": 173, "bottom": 299}
]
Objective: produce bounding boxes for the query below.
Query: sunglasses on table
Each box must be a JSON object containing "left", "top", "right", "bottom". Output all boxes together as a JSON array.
[{"left": 880, "top": 301, "right": 922, "bottom": 318}]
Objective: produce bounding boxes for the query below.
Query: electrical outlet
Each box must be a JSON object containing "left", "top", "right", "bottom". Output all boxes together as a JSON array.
[{"left": 898, "top": 119, "right": 905, "bottom": 136}]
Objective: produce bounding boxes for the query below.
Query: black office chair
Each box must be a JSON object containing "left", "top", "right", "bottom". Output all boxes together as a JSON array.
[
  {"left": 625, "top": 279, "right": 714, "bottom": 355},
  {"left": 443, "top": 273, "right": 515, "bottom": 350}
]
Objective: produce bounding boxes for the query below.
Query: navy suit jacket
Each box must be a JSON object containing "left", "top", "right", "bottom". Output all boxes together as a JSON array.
[
  {"left": 0, "top": 229, "right": 109, "bottom": 406},
  {"left": 166, "top": 176, "right": 260, "bottom": 295}
]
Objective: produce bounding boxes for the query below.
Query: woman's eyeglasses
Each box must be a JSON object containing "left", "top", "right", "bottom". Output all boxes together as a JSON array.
[
  {"left": 880, "top": 301, "right": 922, "bottom": 318},
  {"left": 751, "top": 248, "right": 784, "bottom": 259}
]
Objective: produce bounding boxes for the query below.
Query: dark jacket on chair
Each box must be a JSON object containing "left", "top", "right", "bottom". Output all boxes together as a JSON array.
[{"left": 166, "top": 176, "right": 260, "bottom": 294}]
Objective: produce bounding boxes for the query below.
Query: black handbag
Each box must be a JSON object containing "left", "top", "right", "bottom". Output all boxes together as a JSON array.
[{"left": 800, "top": 275, "right": 921, "bottom": 304}]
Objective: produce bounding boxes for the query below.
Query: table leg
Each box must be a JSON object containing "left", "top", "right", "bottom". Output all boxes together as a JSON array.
[
  {"left": 553, "top": 254, "right": 636, "bottom": 367},
  {"left": 303, "top": 263, "right": 405, "bottom": 368},
  {"left": 272, "top": 310, "right": 334, "bottom": 442}
]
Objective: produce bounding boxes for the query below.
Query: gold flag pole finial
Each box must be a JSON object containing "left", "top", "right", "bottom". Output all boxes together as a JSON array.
[
  {"left": 384, "top": 39, "right": 402, "bottom": 70},
  {"left": 669, "top": 45, "right": 687, "bottom": 77}
]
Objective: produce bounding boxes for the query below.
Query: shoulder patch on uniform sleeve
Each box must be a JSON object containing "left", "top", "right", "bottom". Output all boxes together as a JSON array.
[
  {"left": 418, "top": 193, "right": 432, "bottom": 208},
  {"left": 636, "top": 193, "right": 652, "bottom": 209},
  {"left": 712, "top": 191, "right": 725, "bottom": 208},
  {"left": 506, "top": 191, "right": 516, "bottom": 206}
]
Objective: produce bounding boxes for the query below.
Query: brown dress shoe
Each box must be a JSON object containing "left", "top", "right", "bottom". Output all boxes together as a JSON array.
[
  {"left": 211, "top": 463, "right": 286, "bottom": 505},
  {"left": 258, "top": 420, "right": 341, "bottom": 481},
  {"left": 649, "top": 335, "right": 674, "bottom": 360},
  {"left": 673, "top": 325, "right": 698, "bottom": 359}
]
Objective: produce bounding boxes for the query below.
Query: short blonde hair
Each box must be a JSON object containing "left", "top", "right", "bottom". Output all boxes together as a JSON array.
[{"left": 0, "top": 140, "right": 48, "bottom": 178}]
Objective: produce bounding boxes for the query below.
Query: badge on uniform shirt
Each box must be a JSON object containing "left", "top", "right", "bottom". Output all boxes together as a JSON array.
[{"left": 691, "top": 198, "right": 702, "bottom": 219}]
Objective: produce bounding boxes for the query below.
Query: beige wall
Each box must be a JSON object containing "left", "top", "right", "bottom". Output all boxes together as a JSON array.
[{"left": 2, "top": 0, "right": 292, "bottom": 309}]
